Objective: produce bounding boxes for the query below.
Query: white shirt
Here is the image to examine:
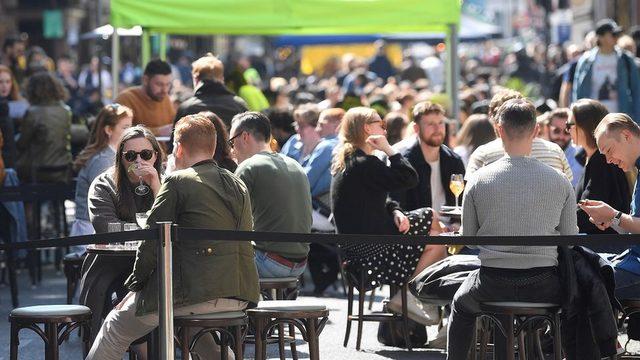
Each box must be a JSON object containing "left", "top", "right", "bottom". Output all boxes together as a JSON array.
[
  {"left": 591, "top": 52, "right": 618, "bottom": 112},
  {"left": 428, "top": 159, "right": 446, "bottom": 212}
]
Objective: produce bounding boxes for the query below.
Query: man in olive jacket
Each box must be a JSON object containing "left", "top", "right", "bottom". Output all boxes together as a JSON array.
[{"left": 87, "top": 114, "right": 260, "bottom": 360}]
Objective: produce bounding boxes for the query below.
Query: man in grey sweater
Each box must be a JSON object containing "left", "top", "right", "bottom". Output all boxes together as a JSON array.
[{"left": 446, "top": 99, "right": 577, "bottom": 359}]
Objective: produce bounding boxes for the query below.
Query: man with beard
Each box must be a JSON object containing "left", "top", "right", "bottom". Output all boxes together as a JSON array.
[
  {"left": 116, "top": 59, "right": 176, "bottom": 136},
  {"left": 391, "top": 101, "right": 465, "bottom": 213},
  {"left": 546, "top": 108, "right": 584, "bottom": 187}
]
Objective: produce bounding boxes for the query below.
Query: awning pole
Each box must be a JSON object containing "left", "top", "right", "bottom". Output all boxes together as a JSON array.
[
  {"left": 111, "top": 31, "right": 120, "bottom": 100},
  {"left": 446, "top": 23, "right": 460, "bottom": 124},
  {"left": 142, "top": 29, "right": 150, "bottom": 68},
  {"left": 157, "top": 222, "right": 174, "bottom": 360},
  {"left": 159, "top": 33, "right": 168, "bottom": 61}
]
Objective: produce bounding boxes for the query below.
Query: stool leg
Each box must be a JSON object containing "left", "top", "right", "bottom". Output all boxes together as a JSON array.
[
  {"left": 220, "top": 331, "right": 229, "bottom": 360},
  {"left": 368, "top": 287, "right": 376, "bottom": 310},
  {"left": 82, "top": 321, "right": 91, "bottom": 357},
  {"left": 534, "top": 329, "right": 545, "bottom": 360},
  {"left": 289, "top": 323, "right": 298, "bottom": 360},
  {"left": 234, "top": 325, "right": 243, "bottom": 360},
  {"left": 553, "top": 313, "right": 562, "bottom": 360},
  {"left": 10, "top": 321, "right": 19, "bottom": 360},
  {"left": 343, "top": 283, "right": 354, "bottom": 347},
  {"left": 307, "top": 317, "right": 320, "bottom": 360},
  {"left": 45, "top": 322, "right": 59, "bottom": 360},
  {"left": 518, "top": 331, "right": 527, "bottom": 360},
  {"left": 7, "top": 249, "right": 19, "bottom": 307},
  {"left": 179, "top": 327, "right": 190, "bottom": 359},
  {"left": 504, "top": 315, "right": 515, "bottom": 360},
  {"left": 277, "top": 322, "right": 286, "bottom": 360},
  {"left": 254, "top": 317, "right": 266, "bottom": 360},
  {"left": 400, "top": 284, "right": 413, "bottom": 351},
  {"left": 356, "top": 280, "right": 365, "bottom": 351}
]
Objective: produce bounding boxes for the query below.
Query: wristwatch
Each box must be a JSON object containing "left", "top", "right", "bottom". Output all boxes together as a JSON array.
[{"left": 611, "top": 211, "right": 623, "bottom": 226}]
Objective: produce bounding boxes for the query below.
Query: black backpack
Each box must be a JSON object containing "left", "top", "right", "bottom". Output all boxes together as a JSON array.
[
  {"left": 376, "top": 303, "right": 428, "bottom": 348},
  {"left": 628, "top": 313, "right": 640, "bottom": 341}
]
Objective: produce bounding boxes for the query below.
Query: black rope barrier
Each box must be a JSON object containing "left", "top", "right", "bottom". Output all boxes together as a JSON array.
[{"left": 1, "top": 226, "right": 639, "bottom": 251}]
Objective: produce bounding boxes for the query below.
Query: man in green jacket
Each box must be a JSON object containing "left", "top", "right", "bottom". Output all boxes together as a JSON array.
[
  {"left": 87, "top": 114, "right": 260, "bottom": 360},
  {"left": 230, "top": 111, "right": 313, "bottom": 279}
]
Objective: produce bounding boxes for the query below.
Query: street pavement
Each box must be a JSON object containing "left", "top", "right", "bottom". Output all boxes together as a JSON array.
[{"left": 0, "top": 265, "right": 636, "bottom": 359}]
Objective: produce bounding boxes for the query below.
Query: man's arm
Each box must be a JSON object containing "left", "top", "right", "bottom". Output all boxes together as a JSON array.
[
  {"left": 461, "top": 183, "right": 478, "bottom": 236},
  {"left": 303, "top": 143, "right": 333, "bottom": 196},
  {"left": 580, "top": 199, "right": 640, "bottom": 233}
]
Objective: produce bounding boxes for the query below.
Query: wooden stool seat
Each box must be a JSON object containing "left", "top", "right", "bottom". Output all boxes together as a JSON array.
[
  {"left": 10, "top": 304, "right": 91, "bottom": 360},
  {"left": 248, "top": 301, "right": 329, "bottom": 360},
  {"left": 174, "top": 311, "right": 249, "bottom": 360},
  {"left": 260, "top": 277, "right": 299, "bottom": 289},
  {"left": 477, "top": 302, "right": 562, "bottom": 360}
]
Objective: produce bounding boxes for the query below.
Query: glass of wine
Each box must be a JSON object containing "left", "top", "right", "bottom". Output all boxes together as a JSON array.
[
  {"left": 449, "top": 174, "right": 465, "bottom": 210},
  {"left": 136, "top": 212, "right": 149, "bottom": 229},
  {"left": 129, "top": 164, "right": 150, "bottom": 196}
]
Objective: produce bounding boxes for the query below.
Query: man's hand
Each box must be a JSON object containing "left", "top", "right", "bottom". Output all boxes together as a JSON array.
[
  {"left": 579, "top": 199, "right": 617, "bottom": 229},
  {"left": 393, "top": 210, "right": 410, "bottom": 234}
]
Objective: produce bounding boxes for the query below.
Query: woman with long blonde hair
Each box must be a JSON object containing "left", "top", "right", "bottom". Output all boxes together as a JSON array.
[{"left": 331, "top": 107, "right": 438, "bottom": 324}]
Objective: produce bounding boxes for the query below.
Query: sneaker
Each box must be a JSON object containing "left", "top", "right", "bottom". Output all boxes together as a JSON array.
[
  {"left": 387, "top": 291, "right": 441, "bottom": 326},
  {"left": 428, "top": 323, "right": 448, "bottom": 349}
]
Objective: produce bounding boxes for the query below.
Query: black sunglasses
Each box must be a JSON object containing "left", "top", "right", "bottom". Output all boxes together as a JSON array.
[
  {"left": 564, "top": 121, "right": 575, "bottom": 134},
  {"left": 228, "top": 131, "right": 244, "bottom": 148},
  {"left": 123, "top": 149, "right": 155, "bottom": 162}
]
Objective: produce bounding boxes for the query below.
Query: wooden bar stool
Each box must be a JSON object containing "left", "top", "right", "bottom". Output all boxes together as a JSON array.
[
  {"left": 477, "top": 302, "right": 562, "bottom": 360},
  {"left": 62, "top": 253, "right": 84, "bottom": 304},
  {"left": 259, "top": 277, "right": 299, "bottom": 359},
  {"left": 9, "top": 304, "right": 92, "bottom": 360},
  {"left": 248, "top": 301, "right": 329, "bottom": 360},
  {"left": 174, "top": 311, "right": 248, "bottom": 360},
  {"left": 619, "top": 299, "right": 640, "bottom": 358}
]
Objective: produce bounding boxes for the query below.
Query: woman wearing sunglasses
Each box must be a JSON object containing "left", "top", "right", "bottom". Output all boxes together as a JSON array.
[
  {"left": 88, "top": 125, "right": 164, "bottom": 233},
  {"left": 70, "top": 104, "right": 133, "bottom": 242},
  {"left": 569, "top": 99, "right": 630, "bottom": 235}
]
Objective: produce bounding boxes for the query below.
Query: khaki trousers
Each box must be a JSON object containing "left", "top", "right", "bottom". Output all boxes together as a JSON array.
[{"left": 86, "top": 291, "right": 247, "bottom": 360}]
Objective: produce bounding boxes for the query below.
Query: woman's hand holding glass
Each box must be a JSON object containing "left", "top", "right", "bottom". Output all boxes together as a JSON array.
[{"left": 130, "top": 163, "right": 160, "bottom": 196}]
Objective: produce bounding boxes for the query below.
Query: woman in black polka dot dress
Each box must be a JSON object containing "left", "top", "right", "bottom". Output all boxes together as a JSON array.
[{"left": 331, "top": 107, "right": 433, "bottom": 287}]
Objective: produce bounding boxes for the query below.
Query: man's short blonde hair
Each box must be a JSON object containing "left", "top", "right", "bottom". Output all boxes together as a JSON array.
[
  {"left": 174, "top": 114, "right": 217, "bottom": 156},
  {"left": 594, "top": 113, "right": 640, "bottom": 143},
  {"left": 191, "top": 53, "right": 224, "bottom": 82},
  {"left": 488, "top": 89, "right": 523, "bottom": 122},
  {"left": 319, "top": 108, "right": 345, "bottom": 124}
]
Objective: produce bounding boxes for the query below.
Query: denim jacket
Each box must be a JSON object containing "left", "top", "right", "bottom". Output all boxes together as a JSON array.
[{"left": 572, "top": 47, "right": 640, "bottom": 122}]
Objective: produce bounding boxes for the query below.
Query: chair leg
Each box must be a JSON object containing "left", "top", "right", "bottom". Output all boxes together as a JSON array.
[
  {"left": 277, "top": 322, "right": 286, "bottom": 360},
  {"left": 45, "top": 322, "right": 59, "bottom": 360},
  {"left": 7, "top": 249, "right": 19, "bottom": 307},
  {"left": 356, "top": 274, "right": 365, "bottom": 351},
  {"left": 534, "top": 329, "right": 545, "bottom": 360},
  {"left": 368, "top": 287, "right": 376, "bottom": 310},
  {"left": 518, "top": 331, "right": 527, "bottom": 360},
  {"left": 289, "top": 323, "right": 299, "bottom": 360},
  {"left": 343, "top": 283, "right": 353, "bottom": 347},
  {"left": 10, "top": 321, "right": 19, "bottom": 360},
  {"left": 220, "top": 331, "right": 229, "bottom": 360},
  {"left": 504, "top": 315, "right": 515, "bottom": 360},
  {"left": 254, "top": 317, "right": 267, "bottom": 360},
  {"left": 234, "top": 325, "right": 244, "bottom": 360},
  {"left": 307, "top": 317, "right": 320, "bottom": 360},
  {"left": 82, "top": 321, "right": 91, "bottom": 357},
  {"left": 401, "top": 284, "right": 413, "bottom": 351},
  {"left": 179, "top": 327, "right": 190, "bottom": 359},
  {"left": 553, "top": 313, "right": 562, "bottom": 360}
]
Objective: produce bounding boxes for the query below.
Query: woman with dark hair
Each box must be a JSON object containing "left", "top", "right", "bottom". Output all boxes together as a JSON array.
[
  {"left": 0, "top": 65, "right": 27, "bottom": 169},
  {"left": 198, "top": 111, "right": 237, "bottom": 172},
  {"left": 16, "top": 71, "right": 71, "bottom": 183},
  {"left": 383, "top": 111, "right": 408, "bottom": 145},
  {"left": 88, "top": 125, "right": 164, "bottom": 233},
  {"left": 70, "top": 104, "right": 133, "bottom": 240},
  {"left": 453, "top": 114, "right": 496, "bottom": 166},
  {"left": 569, "top": 99, "right": 630, "bottom": 234}
]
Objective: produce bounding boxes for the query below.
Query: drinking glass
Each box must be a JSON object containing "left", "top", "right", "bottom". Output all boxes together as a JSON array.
[
  {"left": 136, "top": 212, "right": 149, "bottom": 229},
  {"left": 123, "top": 223, "right": 139, "bottom": 231},
  {"left": 449, "top": 174, "right": 465, "bottom": 210},
  {"left": 107, "top": 222, "right": 123, "bottom": 233},
  {"left": 129, "top": 164, "right": 150, "bottom": 196}
]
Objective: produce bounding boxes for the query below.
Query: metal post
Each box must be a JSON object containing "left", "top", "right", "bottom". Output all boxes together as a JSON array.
[
  {"left": 446, "top": 23, "right": 460, "bottom": 125},
  {"left": 157, "top": 222, "right": 174, "bottom": 359},
  {"left": 159, "top": 33, "right": 168, "bottom": 61},
  {"left": 111, "top": 31, "right": 120, "bottom": 100},
  {"left": 142, "top": 29, "right": 150, "bottom": 68}
]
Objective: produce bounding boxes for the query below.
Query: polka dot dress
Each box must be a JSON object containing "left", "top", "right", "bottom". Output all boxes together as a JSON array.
[{"left": 342, "top": 208, "right": 432, "bottom": 287}]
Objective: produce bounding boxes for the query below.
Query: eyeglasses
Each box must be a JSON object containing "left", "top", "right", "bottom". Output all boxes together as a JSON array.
[
  {"left": 564, "top": 121, "right": 576, "bottom": 134},
  {"left": 367, "top": 120, "right": 387, "bottom": 130},
  {"left": 228, "top": 131, "right": 244, "bottom": 149},
  {"left": 123, "top": 149, "right": 155, "bottom": 162}
]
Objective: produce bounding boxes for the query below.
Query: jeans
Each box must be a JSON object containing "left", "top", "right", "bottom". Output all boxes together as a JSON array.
[
  {"left": 254, "top": 250, "right": 306, "bottom": 278},
  {"left": 616, "top": 268, "right": 640, "bottom": 300},
  {"left": 446, "top": 266, "right": 561, "bottom": 360}
]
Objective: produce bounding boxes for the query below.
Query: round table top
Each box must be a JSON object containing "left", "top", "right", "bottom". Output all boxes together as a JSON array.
[{"left": 86, "top": 244, "right": 138, "bottom": 256}]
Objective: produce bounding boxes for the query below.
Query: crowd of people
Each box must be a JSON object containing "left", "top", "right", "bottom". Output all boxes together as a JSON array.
[{"left": 0, "top": 17, "right": 639, "bottom": 360}]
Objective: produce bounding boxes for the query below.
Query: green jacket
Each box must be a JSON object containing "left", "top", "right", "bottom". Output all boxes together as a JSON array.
[{"left": 124, "top": 160, "right": 260, "bottom": 316}]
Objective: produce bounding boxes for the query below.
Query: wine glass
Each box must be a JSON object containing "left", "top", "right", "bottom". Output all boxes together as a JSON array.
[
  {"left": 449, "top": 174, "right": 465, "bottom": 210},
  {"left": 136, "top": 212, "right": 149, "bottom": 229},
  {"left": 129, "top": 164, "right": 150, "bottom": 196}
]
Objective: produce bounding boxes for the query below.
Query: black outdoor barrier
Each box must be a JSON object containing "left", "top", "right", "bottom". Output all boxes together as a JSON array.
[{"left": 1, "top": 227, "right": 640, "bottom": 251}]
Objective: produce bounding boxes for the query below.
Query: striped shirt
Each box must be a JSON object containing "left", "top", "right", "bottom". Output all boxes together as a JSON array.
[{"left": 465, "top": 138, "right": 573, "bottom": 183}]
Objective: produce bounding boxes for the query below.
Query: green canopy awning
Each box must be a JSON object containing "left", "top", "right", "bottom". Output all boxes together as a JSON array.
[{"left": 110, "top": 0, "right": 460, "bottom": 35}]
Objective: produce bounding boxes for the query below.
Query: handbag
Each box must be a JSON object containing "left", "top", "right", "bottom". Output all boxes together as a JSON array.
[{"left": 404, "top": 207, "right": 433, "bottom": 236}]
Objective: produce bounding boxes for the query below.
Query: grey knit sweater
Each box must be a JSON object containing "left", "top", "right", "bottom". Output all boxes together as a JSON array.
[{"left": 462, "top": 156, "right": 577, "bottom": 269}]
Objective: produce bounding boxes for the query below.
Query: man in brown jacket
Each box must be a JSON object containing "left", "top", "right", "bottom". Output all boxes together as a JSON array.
[{"left": 86, "top": 114, "right": 259, "bottom": 360}]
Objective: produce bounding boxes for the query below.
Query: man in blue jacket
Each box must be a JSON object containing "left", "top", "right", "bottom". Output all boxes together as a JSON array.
[{"left": 572, "top": 19, "right": 640, "bottom": 122}]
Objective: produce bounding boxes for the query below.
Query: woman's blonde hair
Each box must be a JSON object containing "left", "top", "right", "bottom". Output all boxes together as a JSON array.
[{"left": 331, "top": 107, "right": 379, "bottom": 175}]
